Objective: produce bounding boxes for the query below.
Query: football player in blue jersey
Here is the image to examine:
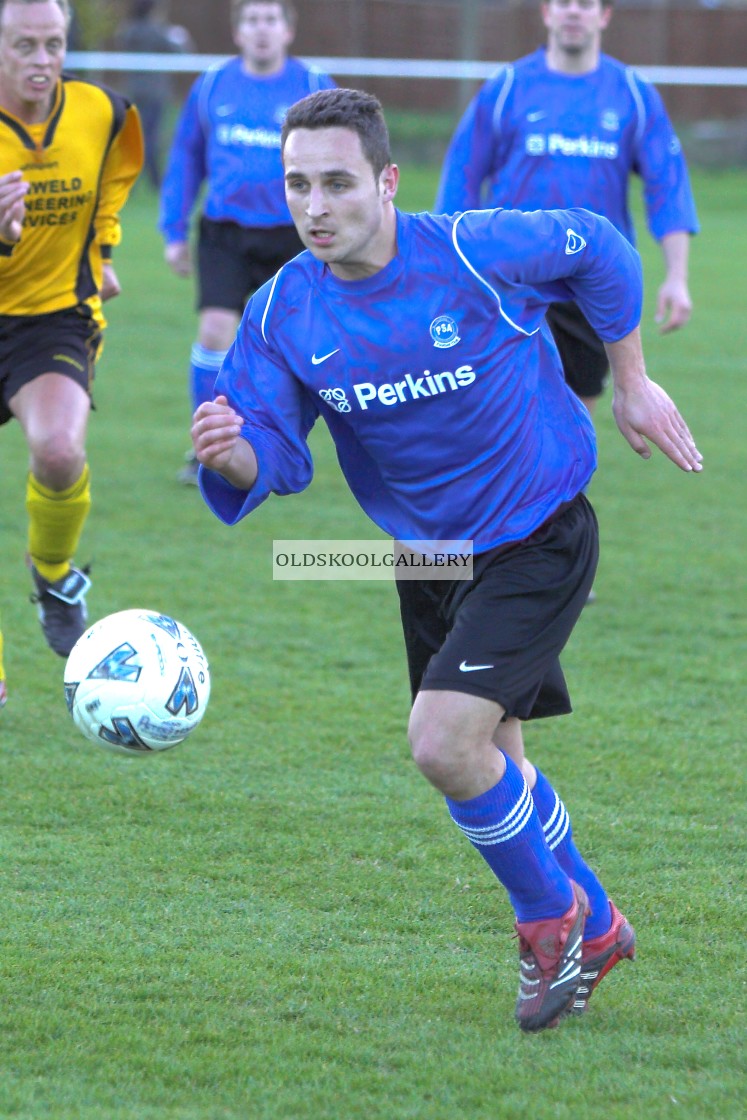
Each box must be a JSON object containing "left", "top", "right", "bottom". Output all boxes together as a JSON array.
[
  {"left": 190, "top": 89, "right": 702, "bottom": 1032},
  {"left": 159, "top": 0, "right": 335, "bottom": 483},
  {"left": 436, "top": 0, "right": 698, "bottom": 417}
]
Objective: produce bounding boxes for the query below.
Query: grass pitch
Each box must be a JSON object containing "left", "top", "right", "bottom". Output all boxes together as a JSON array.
[{"left": 0, "top": 168, "right": 745, "bottom": 1120}]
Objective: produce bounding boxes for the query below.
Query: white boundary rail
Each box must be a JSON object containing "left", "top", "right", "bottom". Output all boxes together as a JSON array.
[{"left": 67, "top": 52, "right": 747, "bottom": 87}]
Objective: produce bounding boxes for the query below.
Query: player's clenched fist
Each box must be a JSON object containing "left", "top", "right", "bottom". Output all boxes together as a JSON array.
[
  {"left": 0, "top": 171, "right": 29, "bottom": 243},
  {"left": 191, "top": 395, "right": 258, "bottom": 489}
]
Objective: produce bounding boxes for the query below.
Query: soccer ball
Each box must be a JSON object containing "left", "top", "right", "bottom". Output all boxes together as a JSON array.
[{"left": 64, "top": 609, "right": 211, "bottom": 755}]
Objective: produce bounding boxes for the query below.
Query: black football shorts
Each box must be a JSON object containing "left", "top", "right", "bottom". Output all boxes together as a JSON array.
[
  {"left": 546, "top": 300, "right": 609, "bottom": 400},
  {"left": 197, "top": 217, "right": 305, "bottom": 313},
  {"left": 0, "top": 305, "right": 101, "bottom": 426},
  {"left": 396, "top": 493, "right": 599, "bottom": 721}
]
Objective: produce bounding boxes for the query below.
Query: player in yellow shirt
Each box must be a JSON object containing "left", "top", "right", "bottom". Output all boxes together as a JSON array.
[{"left": 0, "top": 0, "right": 143, "bottom": 706}]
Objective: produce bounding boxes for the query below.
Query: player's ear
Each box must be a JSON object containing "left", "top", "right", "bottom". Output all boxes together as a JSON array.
[{"left": 380, "top": 163, "right": 399, "bottom": 203}]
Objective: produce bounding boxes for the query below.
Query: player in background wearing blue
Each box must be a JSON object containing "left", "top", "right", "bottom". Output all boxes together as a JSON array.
[
  {"left": 190, "top": 89, "right": 702, "bottom": 1032},
  {"left": 159, "top": 0, "right": 335, "bottom": 484},
  {"left": 436, "top": 0, "right": 698, "bottom": 418}
]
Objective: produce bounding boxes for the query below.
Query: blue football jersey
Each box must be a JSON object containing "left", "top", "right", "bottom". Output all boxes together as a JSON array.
[
  {"left": 159, "top": 57, "right": 336, "bottom": 241},
  {"left": 201, "top": 207, "right": 643, "bottom": 552},
  {"left": 436, "top": 49, "right": 698, "bottom": 246}
]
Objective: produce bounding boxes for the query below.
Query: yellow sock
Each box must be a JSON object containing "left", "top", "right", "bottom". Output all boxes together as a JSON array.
[
  {"left": 0, "top": 624, "right": 5, "bottom": 685},
  {"left": 27, "top": 464, "right": 91, "bottom": 584}
]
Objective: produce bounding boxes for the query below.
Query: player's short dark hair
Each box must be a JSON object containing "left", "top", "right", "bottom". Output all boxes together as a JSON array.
[
  {"left": 130, "top": 0, "right": 157, "bottom": 19},
  {"left": 231, "top": 0, "right": 296, "bottom": 28},
  {"left": 0, "top": 0, "right": 71, "bottom": 26},
  {"left": 281, "top": 88, "right": 393, "bottom": 179}
]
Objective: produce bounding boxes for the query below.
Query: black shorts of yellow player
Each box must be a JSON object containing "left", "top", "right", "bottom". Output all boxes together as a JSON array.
[{"left": 0, "top": 305, "right": 101, "bottom": 426}]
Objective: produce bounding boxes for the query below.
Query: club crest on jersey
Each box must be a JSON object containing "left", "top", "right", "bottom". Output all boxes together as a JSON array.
[
  {"left": 601, "top": 110, "right": 620, "bottom": 132},
  {"left": 319, "top": 387, "right": 351, "bottom": 413},
  {"left": 430, "top": 315, "right": 460, "bottom": 349},
  {"left": 565, "top": 228, "right": 587, "bottom": 255}
]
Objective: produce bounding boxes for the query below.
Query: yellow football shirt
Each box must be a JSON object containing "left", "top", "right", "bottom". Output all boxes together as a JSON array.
[{"left": 0, "top": 74, "right": 143, "bottom": 323}]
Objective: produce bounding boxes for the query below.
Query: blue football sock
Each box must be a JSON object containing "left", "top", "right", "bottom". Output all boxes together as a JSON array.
[
  {"left": 531, "top": 769, "right": 612, "bottom": 939},
  {"left": 190, "top": 344, "right": 228, "bottom": 412},
  {"left": 446, "top": 752, "right": 574, "bottom": 923}
]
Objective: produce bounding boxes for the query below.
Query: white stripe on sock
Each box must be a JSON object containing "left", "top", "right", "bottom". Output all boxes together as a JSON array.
[
  {"left": 191, "top": 343, "right": 228, "bottom": 369},
  {"left": 544, "top": 797, "right": 570, "bottom": 851},
  {"left": 450, "top": 779, "right": 534, "bottom": 847}
]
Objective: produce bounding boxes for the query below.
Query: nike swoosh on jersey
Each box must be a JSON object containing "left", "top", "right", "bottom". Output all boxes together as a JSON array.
[
  {"left": 459, "top": 660, "right": 494, "bottom": 672},
  {"left": 526, "top": 110, "right": 546, "bottom": 122},
  {"left": 311, "top": 349, "right": 341, "bottom": 365}
]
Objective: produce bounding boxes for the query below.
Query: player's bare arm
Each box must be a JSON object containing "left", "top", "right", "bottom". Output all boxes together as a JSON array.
[
  {"left": 656, "top": 231, "right": 692, "bottom": 333},
  {"left": 192, "top": 395, "right": 257, "bottom": 488},
  {"left": 606, "top": 327, "right": 702, "bottom": 473},
  {"left": 100, "top": 263, "right": 121, "bottom": 302},
  {"left": 165, "top": 240, "right": 192, "bottom": 277},
  {"left": 0, "top": 171, "right": 29, "bottom": 242}
]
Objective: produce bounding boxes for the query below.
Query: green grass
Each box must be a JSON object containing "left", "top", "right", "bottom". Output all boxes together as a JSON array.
[{"left": 0, "top": 168, "right": 745, "bottom": 1119}]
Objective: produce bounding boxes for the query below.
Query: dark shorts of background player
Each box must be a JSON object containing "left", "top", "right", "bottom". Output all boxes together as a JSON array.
[
  {"left": 197, "top": 217, "right": 305, "bottom": 313},
  {"left": 0, "top": 305, "right": 101, "bottom": 427},
  {"left": 547, "top": 300, "right": 609, "bottom": 400},
  {"left": 396, "top": 493, "right": 599, "bottom": 721}
]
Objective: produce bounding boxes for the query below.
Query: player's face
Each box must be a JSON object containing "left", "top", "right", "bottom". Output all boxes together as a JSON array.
[
  {"left": 0, "top": 0, "right": 66, "bottom": 122},
  {"left": 233, "top": 2, "right": 293, "bottom": 75},
  {"left": 284, "top": 126, "right": 399, "bottom": 282},
  {"left": 541, "top": 0, "right": 612, "bottom": 58}
]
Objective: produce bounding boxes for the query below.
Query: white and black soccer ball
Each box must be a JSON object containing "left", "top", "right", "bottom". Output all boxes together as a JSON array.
[{"left": 64, "top": 609, "right": 211, "bottom": 755}]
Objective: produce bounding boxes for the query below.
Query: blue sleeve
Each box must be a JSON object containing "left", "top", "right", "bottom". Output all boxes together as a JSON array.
[
  {"left": 159, "top": 77, "right": 208, "bottom": 244},
  {"left": 454, "top": 207, "right": 643, "bottom": 342},
  {"left": 435, "top": 76, "right": 506, "bottom": 213},
  {"left": 199, "top": 297, "right": 320, "bottom": 526},
  {"left": 632, "top": 76, "right": 699, "bottom": 240}
]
